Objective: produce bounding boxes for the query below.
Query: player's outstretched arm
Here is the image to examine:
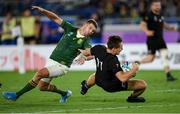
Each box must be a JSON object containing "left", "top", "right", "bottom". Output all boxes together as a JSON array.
[
  {"left": 163, "top": 22, "right": 177, "bottom": 31},
  {"left": 74, "top": 50, "right": 94, "bottom": 65},
  {"left": 78, "top": 48, "right": 91, "bottom": 56},
  {"left": 32, "top": 6, "right": 63, "bottom": 25}
]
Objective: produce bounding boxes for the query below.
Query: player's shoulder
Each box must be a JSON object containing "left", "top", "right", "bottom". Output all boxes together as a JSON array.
[
  {"left": 91, "top": 45, "right": 107, "bottom": 56},
  {"left": 107, "top": 54, "right": 118, "bottom": 63},
  {"left": 142, "top": 11, "right": 153, "bottom": 22},
  {"left": 144, "top": 11, "right": 153, "bottom": 16},
  {"left": 61, "top": 20, "right": 76, "bottom": 28},
  {"left": 93, "top": 45, "right": 106, "bottom": 50}
]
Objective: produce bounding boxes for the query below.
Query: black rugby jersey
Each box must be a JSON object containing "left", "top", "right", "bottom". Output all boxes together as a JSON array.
[{"left": 90, "top": 45, "right": 123, "bottom": 83}]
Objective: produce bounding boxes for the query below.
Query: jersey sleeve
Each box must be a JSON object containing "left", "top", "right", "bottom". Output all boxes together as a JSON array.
[
  {"left": 142, "top": 13, "right": 149, "bottom": 22},
  {"left": 108, "top": 58, "right": 123, "bottom": 74},
  {"left": 90, "top": 45, "right": 105, "bottom": 56},
  {"left": 60, "top": 20, "right": 74, "bottom": 32}
]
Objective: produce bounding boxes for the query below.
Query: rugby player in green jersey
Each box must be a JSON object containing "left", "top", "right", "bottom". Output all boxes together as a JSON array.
[{"left": 2, "top": 6, "right": 97, "bottom": 104}]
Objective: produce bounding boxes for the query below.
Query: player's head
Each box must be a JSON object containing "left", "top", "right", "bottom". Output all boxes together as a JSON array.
[
  {"left": 107, "top": 35, "right": 123, "bottom": 55},
  {"left": 150, "top": 0, "right": 161, "bottom": 14},
  {"left": 23, "top": 8, "right": 31, "bottom": 16},
  {"left": 80, "top": 19, "right": 98, "bottom": 37}
]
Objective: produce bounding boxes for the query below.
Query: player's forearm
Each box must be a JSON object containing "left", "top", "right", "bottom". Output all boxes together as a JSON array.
[
  {"left": 123, "top": 71, "right": 136, "bottom": 81},
  {"left": 163, "top": 22, "right": 175, "bottom": 31},
  {"left": 116, "top": 71, "right": 136, "bottom": 82}
]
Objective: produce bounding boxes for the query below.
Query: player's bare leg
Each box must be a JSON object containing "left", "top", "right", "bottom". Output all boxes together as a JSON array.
[
  {"left": 38, "top": 80, "right": 67, "bottom": 96},
  {"left": 3, "top": 68, "right": 52, "bottom": 101},
  {"left": 159, "top": 49, "right": 177, "bottom": 81},
  {"left": 15, "top": 68, "right": 50, "bottom": 98},
  {"left": 81, "top": 73, "right": 95, "bottom": 95},
  {"left": 87, "top": 73, "right": 96, "bottom": 87},
  {"left": 3, "top": 68, "right": 50, "bottom": 100},
  {"left": 3, "top": 67, "right": 72, "bottom": 103},
  {"left": 139, "top": 54, "right": 155, "bottom": 64},
  {"left": 126, "top": 80, "right": 147, "bottom": 102}
]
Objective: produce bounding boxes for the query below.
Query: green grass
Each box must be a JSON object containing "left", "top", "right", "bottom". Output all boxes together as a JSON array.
[{"left": 0, "top": 70, "right": 180, "bottom": 113}]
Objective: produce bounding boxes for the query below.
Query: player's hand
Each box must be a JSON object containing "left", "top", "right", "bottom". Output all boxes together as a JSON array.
[
  {"left": 74, "top": 57, "right": 86, "bottom": 65},
  {"left": 146, "top": 30, "right": 154, "bottom": 37},
  {"left": 131, "top": 63, "right": 139, "bottom": 72},
  {"left": 32, "top": 6, "right": 44, "bottom": 12}
]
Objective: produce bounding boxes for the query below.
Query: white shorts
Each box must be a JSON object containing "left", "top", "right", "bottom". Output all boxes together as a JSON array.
[{"left": 41, "top": 59, "right": 69, "bottom": 83}]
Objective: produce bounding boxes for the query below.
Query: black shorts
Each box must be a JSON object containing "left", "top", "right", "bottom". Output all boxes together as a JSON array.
[
  {"left": 147, "top": 37, "right": 167, "bottom": 55},
  {"left": 96, "top": 78, "right": 128, "bottom": 93}
]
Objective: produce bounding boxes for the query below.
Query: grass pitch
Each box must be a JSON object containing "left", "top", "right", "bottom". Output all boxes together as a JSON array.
[{"left": 0, "top": 70, "right": 180, "bottom": 113}]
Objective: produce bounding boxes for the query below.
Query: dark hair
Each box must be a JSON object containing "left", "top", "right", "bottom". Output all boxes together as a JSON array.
[
  {"left": 86, "top": 19, "right": 98, "bottom": 29},
  {"left": 107, "top": 35, "right": 122, "bottom": 49},
  {"left": 151, "top": 0, "right": 161, "bottom": 4}
]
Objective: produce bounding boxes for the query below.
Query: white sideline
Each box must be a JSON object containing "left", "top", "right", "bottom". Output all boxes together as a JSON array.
[{"left": 38, "top": 103, "right": 179, "bottom": 113}]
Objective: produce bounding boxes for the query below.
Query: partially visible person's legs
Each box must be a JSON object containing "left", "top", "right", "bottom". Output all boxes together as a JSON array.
[
  {"left": 38, "top": 79, "right": 67, "bottom": 95},
  {"left": 16, "top": 68, "right": 50, "bottom": 98},
  {"left": 81, "top": 73, "right": 95, "bottom": 95},
  {"left": 38, "top": 79, "right": 72, "bottom": 103},
  {"left": 159, "top": 49, "right": 177, "bottom": 81},
  {"left": 126, "top": 80, "right": 147, "bottom": 102},
  {"left": 2, "top": 68, "right": 50, "bottom": 101},
  {"left": 139, "top": 54, "right": 155, "bottom": 64},
  {"left": 86, "top": 73, "right": 96, "bottom": 87},
  {"left": 3, "top": 59, "right": 71, "bottom": 103}
]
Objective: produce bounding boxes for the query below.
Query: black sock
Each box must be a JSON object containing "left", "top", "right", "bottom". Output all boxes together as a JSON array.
[
  {"left": 166, "top": 72, "right": 172, "bottom": 77},
  {"left": 52, "top": 86, "right": 67, "bottom": 96},
  {"left": 16, "top": 80, "right": 37, "bottom": 98},
  {"left": 84, "top": 82, "right": 89, "bottom": 89}
]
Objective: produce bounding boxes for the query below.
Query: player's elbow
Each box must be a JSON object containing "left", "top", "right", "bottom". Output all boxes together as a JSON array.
[{"left": 54, "top": 18, "right": 63, "bottom": 25}]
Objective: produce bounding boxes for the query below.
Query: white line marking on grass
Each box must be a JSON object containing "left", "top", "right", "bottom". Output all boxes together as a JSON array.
[
  {"left": 38, "top": 103, "right": 179, "bottom": 113},
  {"left": 156, "top": 89, "right": 180, "bottom": 92}
]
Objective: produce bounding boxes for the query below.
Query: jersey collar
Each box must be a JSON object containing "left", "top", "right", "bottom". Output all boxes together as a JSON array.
[{"left": 76, "top": 29, "right": 85, "bottom": 38}]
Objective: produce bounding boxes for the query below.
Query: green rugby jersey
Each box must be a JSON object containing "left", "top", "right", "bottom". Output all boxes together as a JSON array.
[{"left": 50, "top": 20, "right": 91, "bottom": 67}]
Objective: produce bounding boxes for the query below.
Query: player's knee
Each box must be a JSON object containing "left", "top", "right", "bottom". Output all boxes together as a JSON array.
[
  {"left": 38, "top": 84, "right": 48, "bottom": 91},
  {"left": 139, "top": 80, "right": 147, "bottom": 90},
  {"left": 36, "top": 68, "right": 49, "bottom": 79},
  {"left": 135, "top": 80, "right": 147, "bottom": 90}
]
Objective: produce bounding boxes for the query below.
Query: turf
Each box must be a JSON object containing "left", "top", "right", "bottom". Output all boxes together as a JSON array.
[{"left": 0, "top": 70, "right": 180, "bottom": 113}]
